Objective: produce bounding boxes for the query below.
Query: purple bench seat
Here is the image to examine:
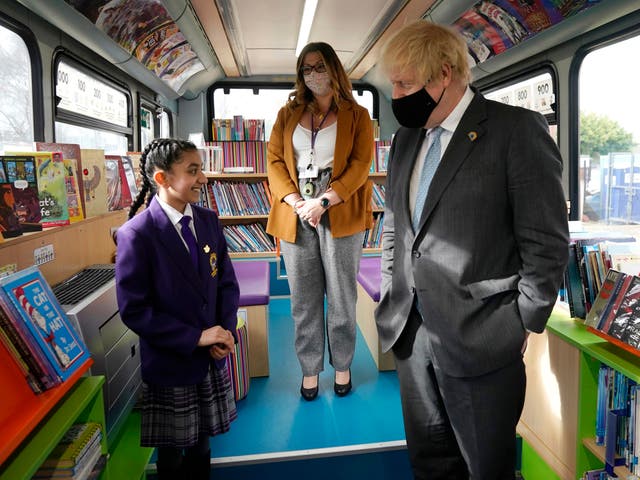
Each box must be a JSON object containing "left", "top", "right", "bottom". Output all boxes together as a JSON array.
[
  {"left": 233, "top": 261, "right": 270, "bottom": 306},
  {"left": 356, "top": 256, "right": 394, "bottom": 370},
  {"left": 358, "top": 256, "right": 381, "bottom": 302},
  {"left": 231, "top": 260, "right": 270, "bottom": 377}
]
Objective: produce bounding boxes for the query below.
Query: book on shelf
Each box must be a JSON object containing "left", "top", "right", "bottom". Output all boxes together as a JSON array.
[
  {"left": 79, "top": 149, "right": 108, "bottom": 218},
  {"left": 35, "top": 142, "right": 86, "bottom": 222},
  {"left": 104, "top": 155, "right": 133, "bottom": 211},
  {"left": 616, "top": 276, "right": 640, "bottom": 349},
  {"left": 584, "top": 269, "right": 622, "bottom": 328},
  {"left": 120, "top": 155, "right": 140, "bottom": 201},
  {"left": 0, "top": 266, "right": 90, "bottom": 383},
  {"left": 126, "top": 151, "right": 143, "bottom": 193},
  {"left": 0, "top": 298, "right": 61, "bottom": 392},
  {"left": 0, "top": 154, "right": 43, "bottom": 232},
  {"left": 7, "top": 151, "right": 71, "bottom": 227},
  {"left": 603, "top": 273, "right": 639, "bottom": 338},
  {"left": 0, "top": 162, "right": 23, "bottom": 238},
  {"left": 599, "top": 273, "right": 635, "bottom": 335},
  {"left": 34, "top": 422, "right": 103, "bottom": 478}
]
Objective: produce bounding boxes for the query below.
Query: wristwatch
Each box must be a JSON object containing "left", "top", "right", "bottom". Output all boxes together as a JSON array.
[{"left": 320, "top": 197, "right": 330, "bottom": 209}]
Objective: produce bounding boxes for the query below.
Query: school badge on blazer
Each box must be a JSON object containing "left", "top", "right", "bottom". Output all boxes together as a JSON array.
[{"left": 208, "top": 251, "right": 218, "bottom": 277}]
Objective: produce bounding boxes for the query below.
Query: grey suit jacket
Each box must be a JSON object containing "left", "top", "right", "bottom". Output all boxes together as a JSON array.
[{"left": 374, "top": 89, "right": 569, "bottom": 377}]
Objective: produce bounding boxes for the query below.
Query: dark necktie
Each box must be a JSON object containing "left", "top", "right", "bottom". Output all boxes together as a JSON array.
[{"left": 179, "top": 216, "right": 198, "bottom": 268}]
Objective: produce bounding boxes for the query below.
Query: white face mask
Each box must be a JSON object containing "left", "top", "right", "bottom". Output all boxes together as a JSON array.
[{"left": 304, "top": 72, "right": 332, "bottom": 96}]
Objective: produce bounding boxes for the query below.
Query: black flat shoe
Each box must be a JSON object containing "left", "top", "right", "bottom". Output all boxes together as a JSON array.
[
  {"left": 300, "top": 376, "right": 319, "bottom": 401},
  {"left": 334, "top": 369, "right": 352, "bottom": 397}
]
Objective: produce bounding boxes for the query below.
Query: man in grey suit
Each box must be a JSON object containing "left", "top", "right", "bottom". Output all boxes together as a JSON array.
[{"left": 374, "top": 21, "right": 569, "bottom": 480}]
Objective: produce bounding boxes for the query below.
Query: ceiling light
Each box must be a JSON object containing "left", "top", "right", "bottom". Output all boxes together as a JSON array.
[{"left": 295, "top": 0, "right": 318, "bottom": 57}]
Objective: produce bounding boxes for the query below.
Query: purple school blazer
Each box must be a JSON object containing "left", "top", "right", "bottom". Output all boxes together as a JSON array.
[{"left": 115, "top": 197, "right": 239, "bottom": 387}]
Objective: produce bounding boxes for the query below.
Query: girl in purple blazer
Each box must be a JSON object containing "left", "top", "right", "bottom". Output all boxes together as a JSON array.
[{"left": 115, "top": 138, "right": 240, "bottom": 479}]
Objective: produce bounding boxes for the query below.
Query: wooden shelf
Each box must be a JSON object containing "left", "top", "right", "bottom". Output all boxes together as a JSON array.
[
  {"left": 0, "top": 373, "right": 104, "bottom": 480},
  {"left": 582, "top": 437, "right": 632, "bottom": 477},
  {"left": 205, "top": 173, "right": 266, "bottom": 180},
  {"left": 229, "top": 251, "right": 276, "bottom": 259},
  {"left": 369, "top": 172, "right": 387, "bottom": 180}
]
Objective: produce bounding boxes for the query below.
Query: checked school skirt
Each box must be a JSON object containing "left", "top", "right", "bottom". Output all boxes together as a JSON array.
[{"left": 140, "top": 362, "right": 237, "bottom": 448}]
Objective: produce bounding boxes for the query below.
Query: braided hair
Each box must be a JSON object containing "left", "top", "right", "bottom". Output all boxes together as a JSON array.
[{"left": 129, "top": 138, "right": 198, "bottom": 219}]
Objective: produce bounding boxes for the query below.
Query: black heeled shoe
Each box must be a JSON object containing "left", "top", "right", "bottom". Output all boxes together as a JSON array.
[
  {"left": 334, "top": 369, "right": 352, "bottom": 397},
  {"left": 300, "top": 376, "right": 319, "bottom": 401}
]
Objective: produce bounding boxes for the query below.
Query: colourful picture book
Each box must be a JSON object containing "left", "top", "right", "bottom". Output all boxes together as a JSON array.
[
  {"left": 584, "top": 269, "right": 622, "bottom": 328},
  {"left": 0, "top": 300, "right": 61, "bottom": 392},
  {"left": 105, "top": 155, "right": 133, "bottom": 211},
  {"left": 0, "top": 266, "right": 90, "bottom": 382},
  {"left": 79, "top": 149, "right": 108, "bottom": 218},
  {"left": 7, "top": 151, "right": 71, "bottom": 227},
  {"left": 1, "top": 154, "right": 42, "bottom": 230},
  {"left": 36, "top": 422, "right": 102, "bottom": 470},
  {"left": 0, "top": 159, "right": 23, "bottom": 238},
  {"left": 35, "top": 142, "right": 86, "bottom": 221},
  {"left": 599, "top": 273, "right": 640, "bottom": 340},
  {"left": 121, "top": 155, "right": 139, "bottom": 201}
]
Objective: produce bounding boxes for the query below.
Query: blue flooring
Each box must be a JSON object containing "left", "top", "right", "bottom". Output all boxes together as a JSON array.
[{"left": 210, "top": 297, "right": 407, "bottom": 458}]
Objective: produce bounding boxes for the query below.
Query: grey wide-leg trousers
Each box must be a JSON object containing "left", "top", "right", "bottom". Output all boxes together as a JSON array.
[{"left": 280, "top": 216, "right": 362, "bottom": 376}]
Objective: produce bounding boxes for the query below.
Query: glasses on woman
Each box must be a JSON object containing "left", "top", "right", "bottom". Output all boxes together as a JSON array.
[{"left": 301, "top": 63, "right": 327, "bottom": 76}]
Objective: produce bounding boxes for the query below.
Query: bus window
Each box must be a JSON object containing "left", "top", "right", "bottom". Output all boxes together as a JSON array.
[
  {"left": 579, "top": 34, "right": 640, "bottom": 228},
  {"left": 55, "top": 58, "right": 130, "bottom": 154},
  {"left": 211, "top": 85, "right": 376, "bottom": 141},
  {"left": 484, "top": 70, "right": 557, "bottom": 143},
  {"left": 159, "top": 109, "right": 171, "bottom": 138},
  {"left": 0, "top": 23, "right": 33, "bottom": 152},
  {"left": 140, "top": 106, "right": 154, "bottom": 151}
]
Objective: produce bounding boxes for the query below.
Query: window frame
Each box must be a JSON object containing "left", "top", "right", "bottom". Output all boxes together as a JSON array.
[
  {"left": 568, "top": 24, "right": 640, "bottom": 221},
  {"left": 206, "top": 81, "right": 380, "bottom": 142},
  {"left": 478, "top": 63, "right": 559, "bottom": 127},
  {"left": 53, "top": 50, "right": 133, "bottom": 148},
  {"left": 0, "top": 12, "right": 44, "bottom": 143}
]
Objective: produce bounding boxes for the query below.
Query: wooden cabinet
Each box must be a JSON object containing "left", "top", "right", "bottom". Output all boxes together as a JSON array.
[{"left": 519, "top": 305, "right": 640, "bottom": 479}]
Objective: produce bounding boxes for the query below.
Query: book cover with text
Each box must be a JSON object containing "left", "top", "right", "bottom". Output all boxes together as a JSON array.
[
  {"left": 35, "top": 142, "right": 86, "bottom": 219},
  {"left": 0, "top": 266, "right": 90, "bottom": 382},
  {"left": 1, "top": 155, "right": 42, "bottom": 230}
]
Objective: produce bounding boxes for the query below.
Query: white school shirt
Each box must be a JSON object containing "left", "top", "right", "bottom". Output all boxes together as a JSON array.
[{"left": 156, "top": 195, "right": 197, "bottom": 252}]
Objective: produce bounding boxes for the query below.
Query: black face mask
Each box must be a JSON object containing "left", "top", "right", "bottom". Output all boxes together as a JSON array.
[{"left": 391, "top": 87, "right": 444, "bottom": 128}]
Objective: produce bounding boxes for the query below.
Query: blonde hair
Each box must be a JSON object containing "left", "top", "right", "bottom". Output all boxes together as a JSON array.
[{"left": 381, "top": 21, "right": 471, "bottom": 85}]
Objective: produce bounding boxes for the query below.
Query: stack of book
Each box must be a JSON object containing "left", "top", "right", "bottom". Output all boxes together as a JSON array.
[
  {"left": 563, "top": 230, "right": 639, "bottom": 320},
  {"left": 594, "top": 365, "right": 639, "bottom": 476},
  {"left": 585, "top": 269, "right": 640, "bottom": 351},
  {"left": 33, "top": 422, "right": 104, "bottom": 479},
  {"left": 0, "top": 266, "right": 90, "bottom": 393}
]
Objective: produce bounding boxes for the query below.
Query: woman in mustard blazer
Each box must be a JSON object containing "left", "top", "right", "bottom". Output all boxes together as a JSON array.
[{"left": 267, "top": 42, "right": 373, "bottom": 401}]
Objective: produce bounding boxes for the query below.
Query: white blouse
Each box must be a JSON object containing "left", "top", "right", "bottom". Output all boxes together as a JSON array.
[{"left": 292, "top": 121, "right": 337, "bottom": 171}]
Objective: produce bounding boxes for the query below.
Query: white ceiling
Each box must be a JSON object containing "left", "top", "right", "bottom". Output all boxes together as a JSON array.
[{"left": 227, "top": 0, "right": 411, "bottom": 75}]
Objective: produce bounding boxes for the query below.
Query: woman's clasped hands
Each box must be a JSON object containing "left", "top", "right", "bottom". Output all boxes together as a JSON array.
[{"left": 295, "top": 198, "right": 325, "bottom": 227}]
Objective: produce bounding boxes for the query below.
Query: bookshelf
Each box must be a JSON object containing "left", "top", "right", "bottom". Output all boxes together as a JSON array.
[
  {"left": 203, "top": 172, "right": 276, "bottom": 258},
  {"left": 517, "top": 305, "right": 640, "bottom": 479},
  {"left": 0, "top": 211, "right": 153, "bottom": 480}
]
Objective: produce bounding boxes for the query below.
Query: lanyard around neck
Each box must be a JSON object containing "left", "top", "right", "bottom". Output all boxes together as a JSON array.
[{"left": 310, "top": 111, "right": 330, "bottom": 151}]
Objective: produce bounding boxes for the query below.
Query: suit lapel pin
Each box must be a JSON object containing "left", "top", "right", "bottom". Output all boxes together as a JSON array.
[
  {"left": 468, "top": 131, "right": 478, "bottom": 142},
  {"left": 203, "top": 244, "right": 210, "bottom": 253}
]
